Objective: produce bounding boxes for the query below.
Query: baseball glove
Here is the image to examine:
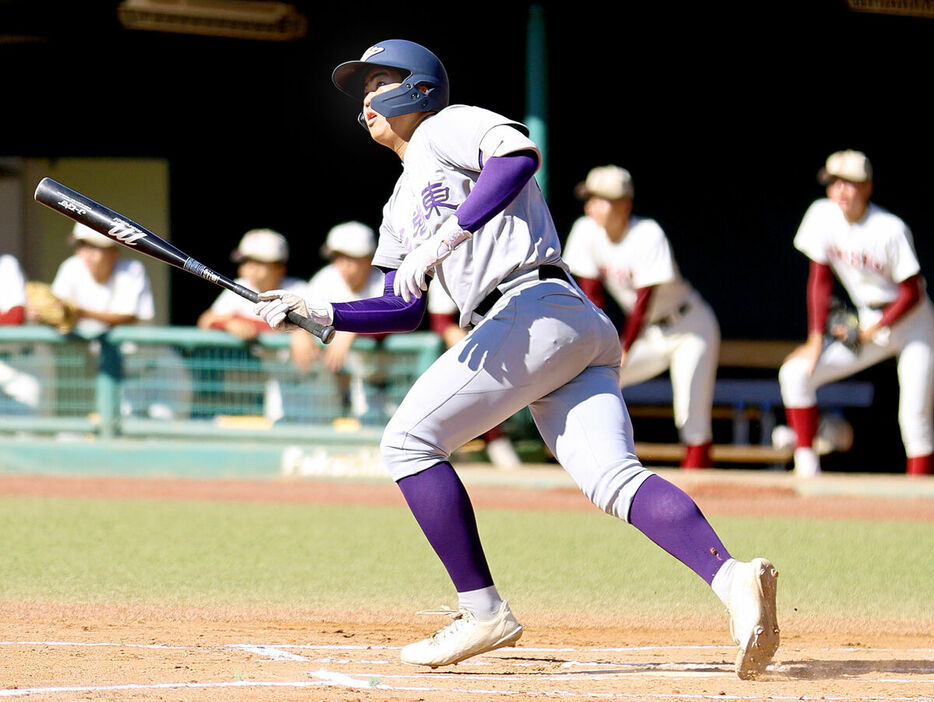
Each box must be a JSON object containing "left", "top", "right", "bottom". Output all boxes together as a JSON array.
[
  {"left": 826, "top": 297, "right": 861, "bottom": 353},
  {"left": 25, "top": 281, "right": 79, "bottom": 334}
]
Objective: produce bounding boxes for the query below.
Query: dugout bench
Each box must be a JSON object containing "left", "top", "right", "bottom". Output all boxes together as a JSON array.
[{"left": 623, "top": 340, "right": 875, "bottom": 467}]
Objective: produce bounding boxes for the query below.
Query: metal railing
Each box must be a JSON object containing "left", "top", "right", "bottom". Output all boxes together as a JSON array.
[{"left": 0, "top": 326, "right": 442, "bottom": 442}]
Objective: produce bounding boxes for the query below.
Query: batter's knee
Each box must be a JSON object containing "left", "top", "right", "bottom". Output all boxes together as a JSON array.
[
  {"left": 585, "top": 464, "right": 655, "bottom": 522},
  {"left": 380, "top": 419, "right": 449, "bottom": 482}
]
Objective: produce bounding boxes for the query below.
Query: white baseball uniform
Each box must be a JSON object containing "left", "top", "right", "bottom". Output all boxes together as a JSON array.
[
  {"left": 305, "top": 263, "right": 386, "bottom": 416},
  {"left": 0, "top": 254, "right": 37, "bottom": 410},
  {"left": 563, "top": 214, "right": 720, "bottom": 446},
  {"left": 51, "top": 255, "right": 155, "bottom": 335},
  {"left": 306, "top": 265, "right": 384, "bottom": 303},
  {"left": 779, "top": 198, "right": 934, "bottom": 457},
  {"left": 372, "top": 105, "right": 653, "bottom": 519},
  {"left": 0, "top": 255, "right": 26, "bottom": 314}
]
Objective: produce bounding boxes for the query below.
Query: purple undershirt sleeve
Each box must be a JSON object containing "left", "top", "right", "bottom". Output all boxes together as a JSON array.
[
  {"left": 328, "top": 153, "right": 536, "bottom": 334},
  {"left": 455, "top": 151, "right": 539, "bottom": 232},
  {"left": 331, "top": 269, "right": 427, "bottom": 334}
]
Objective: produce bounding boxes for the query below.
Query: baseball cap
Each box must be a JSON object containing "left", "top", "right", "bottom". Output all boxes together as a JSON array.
[
  {"left": 71, "top": 222, "right": 116, "bottom": 248},
  {"left": 231, "top": 228, "right": 289, "bottom": 263},
  {"left": 320, "top": 221, "right": 376, "bottom": 259},
  {"left": 574, "top": 165, "right": 634, "bottom": 200},
  {"left": 818, "top": 150, "right": 873, "bottom": 185}
]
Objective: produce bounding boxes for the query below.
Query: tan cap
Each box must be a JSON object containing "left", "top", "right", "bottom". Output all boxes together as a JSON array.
[
  {"left": 71, "top": 222, "right": 116, "bottom": 248},
  {"left": 818, "top": 150, "right": 872, "bottom": 185},
  {"left": 575, "top": 165, "right": 634, "bottom": 201},
  {"left": 320, "top": 221, "right": 376, "bottom": 259},
  {"left": 231, "top": 228, "right": 289, "bottom": 263}
]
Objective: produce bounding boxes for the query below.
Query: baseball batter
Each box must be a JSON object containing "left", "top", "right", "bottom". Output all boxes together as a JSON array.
[
  {"left": 563, "top": 166, "right": 720, "bottom": 468},
  {"left": 254, "top": 39, "right": 779, "bottom": 679},
  {"left": 779, "top": 150, "right": 934, "bottom": 476}
]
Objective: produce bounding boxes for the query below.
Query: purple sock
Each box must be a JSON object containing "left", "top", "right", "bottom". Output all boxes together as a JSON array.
[
  {"left": 397, "top": 462, "right": 494, "bottom": 592},
  {"left": 628, "top": 474, "right": 731, "bottom": 584}
]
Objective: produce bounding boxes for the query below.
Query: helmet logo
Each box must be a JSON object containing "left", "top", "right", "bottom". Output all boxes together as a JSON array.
[{"left": 361, "top": 45, "right": 385, "bottom": 62}]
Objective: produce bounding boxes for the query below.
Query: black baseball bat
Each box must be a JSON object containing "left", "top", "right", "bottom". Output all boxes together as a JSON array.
[{"left": 34, "top": 177, "right": 335, "bottom": 344}]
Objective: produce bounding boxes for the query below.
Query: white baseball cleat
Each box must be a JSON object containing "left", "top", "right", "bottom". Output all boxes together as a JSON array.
[
  {"left": 727, "top": 558, "right": 780, "bottom": 680},
  {"left": 400, "top": 600, "right": 523, "bottom": 668},
  {"left": 793, "top": 447, "right": 821, "bottom": 477}
]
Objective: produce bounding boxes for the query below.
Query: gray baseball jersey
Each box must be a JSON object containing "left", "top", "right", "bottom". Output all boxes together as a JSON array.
[{"left": 371, "top": 104, "right": 564, "bottom": 329}]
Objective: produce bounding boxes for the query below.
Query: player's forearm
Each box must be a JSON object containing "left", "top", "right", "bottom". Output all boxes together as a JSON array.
[
  {"left": 575, "top": 276, "right": 605, "bottom": 310},
  {"left": 454, "top": 152, "right": 538, "bottom": 232},
  {"left": 79, "top": 309, "right": 138, "bottom": 326},
  {"left": 806, "top": 261, "right": 834, "bottom": 334},
  {"left": 876, "top": 274, "right": 922, "bottom": 329},
  {"left": 429, "top": 312, "right": 456, "bottom": 336},
  {"left": 621, "top": 287, "right": 654, "bottom": 352},
  {"left": 332, "top": 270, "right": 427, "bottom": 333}
]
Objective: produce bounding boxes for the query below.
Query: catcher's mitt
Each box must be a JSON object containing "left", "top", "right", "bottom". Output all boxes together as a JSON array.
[
  {"left": 826, "top": 296, "right": 861, "bottom": 353},
  {"left": 25, "top": 281, "right": 79, "bottom": 334}
]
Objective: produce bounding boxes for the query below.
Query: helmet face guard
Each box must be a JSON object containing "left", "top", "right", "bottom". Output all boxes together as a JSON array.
[{"left": 332, "top": 40, "right": 449, "bottom": 127}]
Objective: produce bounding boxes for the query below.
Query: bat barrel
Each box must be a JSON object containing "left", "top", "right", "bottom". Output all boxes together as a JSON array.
[
  {"left": 34, "top": 177, "right": 190, "bottom": 269},
  {"left": 34, "top": 177, "right": 121, "bottom": 235},
  {"left": 34, "top": 177, "right": 336, "bottom": 345}
]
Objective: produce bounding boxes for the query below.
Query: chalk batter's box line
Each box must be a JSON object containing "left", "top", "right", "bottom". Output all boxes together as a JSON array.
[
  {"left": 1, "top": 676, "right": 932, "bottom": 701},
  {"left": 1, "top": 642, "right": 933, "bottom": 701},
  {"left": 3, "top": 640, "right": 934, "bottom": 656}
]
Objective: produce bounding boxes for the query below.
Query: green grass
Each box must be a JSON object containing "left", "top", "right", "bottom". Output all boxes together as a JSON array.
[{"left": 1, "top": 496, "right": 931, "bottom": 622}]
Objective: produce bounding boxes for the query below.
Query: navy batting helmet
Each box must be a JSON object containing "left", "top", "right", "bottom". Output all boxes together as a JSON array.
[{"left": 332, "top": 40, "right": 449, "bottom": 123}]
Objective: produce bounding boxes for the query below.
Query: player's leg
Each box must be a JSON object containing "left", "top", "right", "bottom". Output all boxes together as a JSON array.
[
  {"left": 382, "top": 282, "right": 615, "bottom": 667},
  {"left": 530, "top": 363, "right": 779, "bottom": 678},
  {"left": 530, "top": 364, "right": 652, "bottom": 517},
  {"left": 778, "top": 339, "right": 891, "bottom": 475},
  {"left": 385, "top": 343, "right": 524, "bottom": 668},
  {"left": 531, "top": 369, "right": 726, "bottom": 578},
  {"left": 618, "top": 329, "right": 714, "bottom": 464},
  {"left": 394, "top": 459, "right": 523, "bottom": 667},
  {"left": 668, "top": 304, "right": 720, "bottom": 468},
  {"left": 893, "top": 310, "right": 934, "bottom": 474},
  {"left": 616, "top": 327, "right": 672, "bottom": 388}
]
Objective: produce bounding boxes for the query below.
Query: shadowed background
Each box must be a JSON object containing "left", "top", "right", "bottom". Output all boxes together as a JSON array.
[
  {"left": 1, "top": 0, "right": 929, "bottom": 468},
  {"left": 2, "top": 0, "right": 930, "bottom": 336}
]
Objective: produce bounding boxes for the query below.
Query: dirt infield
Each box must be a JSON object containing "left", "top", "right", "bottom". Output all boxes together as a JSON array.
[{"left": 1, "top": 469, "right": 932, "bottom": 701}]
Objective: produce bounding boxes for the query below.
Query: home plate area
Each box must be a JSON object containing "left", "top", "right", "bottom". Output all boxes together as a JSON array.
[{"left": 2, "top": 637, "right": 932, "bottom": 701}]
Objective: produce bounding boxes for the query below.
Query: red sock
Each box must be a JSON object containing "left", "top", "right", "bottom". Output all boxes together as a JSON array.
[
  {"left": 786, "top": 406, "right": 819, "bottom": 448},
  {"left": 907, "top": 454, "right": 932, "bottom": 475},
  {"left": 682, "top": 442, "right": 713, "bottom": 469},
  {"left": 482, "top": 425, "right": 503, "bottom": 442}
]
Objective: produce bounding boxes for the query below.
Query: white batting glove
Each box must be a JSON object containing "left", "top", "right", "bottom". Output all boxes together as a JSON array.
[
  {"left": 254, "top": 290, "right": 334, "bottom": 331},
  {"left": 394, "top": 216, "right": 471, "bottom": 303}
]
